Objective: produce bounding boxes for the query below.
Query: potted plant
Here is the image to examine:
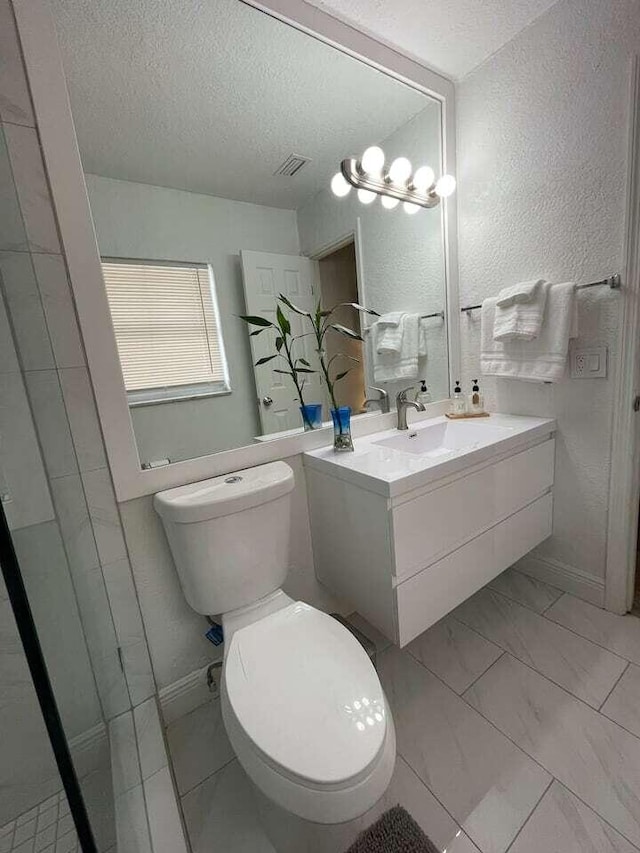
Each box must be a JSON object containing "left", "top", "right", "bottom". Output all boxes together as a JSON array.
[
  {"left": 238, "top": 304, "right": 320, "bottom": 430},
  {"left": 279, "top": 294, "right": 378, "bottom": 451}
]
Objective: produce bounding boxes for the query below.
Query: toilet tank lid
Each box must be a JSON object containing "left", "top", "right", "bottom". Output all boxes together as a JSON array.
[{"left": 153, "top": 461, "right": 294, "bottom": 524}]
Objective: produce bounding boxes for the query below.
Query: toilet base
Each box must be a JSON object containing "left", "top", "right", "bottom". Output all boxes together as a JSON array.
[{"left": 253, "top": 781, "right": 384, "bottom": 853}]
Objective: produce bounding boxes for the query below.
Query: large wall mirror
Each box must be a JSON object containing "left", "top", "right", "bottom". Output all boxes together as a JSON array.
[{"left": 43, "top": 0, "right": 457, "bottom": 495}]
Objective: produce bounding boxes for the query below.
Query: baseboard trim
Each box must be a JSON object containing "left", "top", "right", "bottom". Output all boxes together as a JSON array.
[
  {"left": 515, "top": 553, "right": 605, "bottom": 607},
  {"left": 159, "top": 663, "right": 220, "bottom": 726}
]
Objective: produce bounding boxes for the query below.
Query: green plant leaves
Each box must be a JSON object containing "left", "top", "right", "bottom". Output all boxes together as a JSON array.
[
  {"left": 330, "top": 323, "right": 364, "bottom": 341},
  {"left": 276, "top": 304, "right": 291, "bottom": 335},
  {"left": 334, "top": 369, "right": 351, "bottom": 382},
  {"left": 275, "top": 336, "right": 284, "bottom": 351},
  {"left": 279, "top": 293, "right": 311, "bottom": 317},
  {"left": 255, "top": 354, "right": 278, "bottom": 366},
  {"left": 238, "top": 314, "right": 273, "bottom": 327}
]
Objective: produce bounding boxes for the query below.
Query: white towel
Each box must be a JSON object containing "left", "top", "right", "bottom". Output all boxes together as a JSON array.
[
  {"left": 493, "top": 279, "right": 548, "bottom": 341},
  {"left": 496, "top": 279, "right": 544, "bottom": 308},
  {"left": 375, "top": 312, "right": 406, "bottom": 354},
  {"left": 372, "top": 313, "right": 420, "bottom": 383},
  {"left": 481, "top": 282, "right": 577, "bottom": 383}
]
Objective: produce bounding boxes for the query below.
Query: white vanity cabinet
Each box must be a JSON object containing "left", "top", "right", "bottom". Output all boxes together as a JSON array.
[{"left": 304, "top": 416, "right": 555, "bottom": 646}]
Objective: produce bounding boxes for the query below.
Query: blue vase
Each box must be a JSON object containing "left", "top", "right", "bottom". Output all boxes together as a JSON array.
[
  {"left": 300, "top": 403, "right": 323, "bottom": 431},
  {"left": 331, "top": 406, "right": 354, "bottom": 452}
]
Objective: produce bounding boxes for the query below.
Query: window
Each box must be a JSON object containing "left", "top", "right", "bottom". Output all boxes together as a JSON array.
[{"left": 101, "top": 259, "right": 230, "bottom": 405}]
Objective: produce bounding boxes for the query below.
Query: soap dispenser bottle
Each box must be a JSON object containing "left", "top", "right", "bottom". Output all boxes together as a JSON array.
[
  {"left": 451, "top": 381, "right": 466, "bottom": 415},
  {"left": 468, "top": 379, "right": 484, "bottom": 414},
  {"left": 414, "top": 380, "right": 432, "bottom": 405}
]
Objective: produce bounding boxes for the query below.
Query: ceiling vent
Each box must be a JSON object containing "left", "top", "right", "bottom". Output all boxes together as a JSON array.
[{"left": 273, "top": 154, "right": 311, "bottom": 177}]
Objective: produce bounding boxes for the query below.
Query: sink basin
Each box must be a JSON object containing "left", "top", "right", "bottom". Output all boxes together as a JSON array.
[
  {"left": 304, "top": 413, "right": 557, "bottom": 498},
  {"left": 373, "top": 419, "right": 515, "bottom": 456}
]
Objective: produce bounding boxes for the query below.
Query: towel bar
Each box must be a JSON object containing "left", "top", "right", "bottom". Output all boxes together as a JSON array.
[
  {"left": 363, "top": 310, "right": 444, "bottom": 334},
  {"left": 460, "top": 273, "right": 621, "bottom": 313}
]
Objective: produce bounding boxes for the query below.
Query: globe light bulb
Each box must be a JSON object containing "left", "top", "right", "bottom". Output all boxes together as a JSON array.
[
  {"left": 357, "top": 188, "right": 376, "bottom": 205},
  {"left": 331, "top": 172, "right": 351, "bottom": 198},
  {"left": 360, "top": 146, "right": 385, "bottom": 176},
  {"left": 412, "top": 165, "right": 435, "bottom": 192},
  {"left": 388, "top": 157, "right": 412, "bottom": 185},
  {"left": 435, "top": 174, "right": 456, "bottom": 198},
  {"left": 381, "top": 195, "right": 400, "bottom": 210},
  {"left": 403, "top": 201, "right": 421, "bottom": 215}
]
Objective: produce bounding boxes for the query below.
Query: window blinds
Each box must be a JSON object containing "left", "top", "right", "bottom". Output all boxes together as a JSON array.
[{"left": 101, "top": 260, "right": 228, "bottom": 396}]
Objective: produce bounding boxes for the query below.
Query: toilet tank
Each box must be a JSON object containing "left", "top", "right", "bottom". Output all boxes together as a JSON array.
[{"left": 154, "top": 461, "right": 295, "bottom": 615}]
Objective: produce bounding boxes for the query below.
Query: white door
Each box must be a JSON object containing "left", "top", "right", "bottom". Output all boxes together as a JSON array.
[{"left": 240, "top": 250, "right": 325, "bottom": 434}]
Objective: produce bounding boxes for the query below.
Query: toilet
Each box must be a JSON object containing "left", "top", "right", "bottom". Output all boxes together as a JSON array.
[{"left": 154, "top": 460, "right": 395, "bottom": 833}]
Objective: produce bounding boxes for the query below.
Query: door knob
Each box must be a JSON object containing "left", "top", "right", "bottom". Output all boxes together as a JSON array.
[{"left": 262, "top": 396, "right": 273, "bottom": 407}]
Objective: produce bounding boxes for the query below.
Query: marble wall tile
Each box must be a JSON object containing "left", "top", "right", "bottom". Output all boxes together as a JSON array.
[
  {"left": 453, "top": 588, "right": 627, "bottom": 708},
  {"left": 143, "top": 767, "right": 189, "bottom": 853},
  {"left": 3, "top": 123, "right": 60, "bottom": 254},
  {"left": 0, "top": 126, "right": 28, "bottom": 252},
  {"left": 166, "top": 698, "right": 234, "bottom": 796},
  {"left": 109, "top": 712, "right": 141, "bottom": 796},
  {"left": 377, "top": 647, "right": 550, "bottom": 853},
  {"left": 91, "top": 649, "right": 130, "bottom": 721},
  {"left": 465, "top": 654, "right": 640, "bottom": 848},
  {"left": 120, "top": 640, "right": 155, "bottom": 707},
  {"left": 58, "top": 368, "right": 106, "bottom": 472},
  {"left": 487, "top": 568, "right": 563, "bottom": 613},
  {"left": 133, "top": 699, "right": 167, "bottom": 781},
  {"left": 81, "top": 468, "right": 127, "bottom": 565},
  {"left": 114, "top": 784, "right": 152, "bottom": 853},
  {"left": 546, "top": 594, "right": 640, "bottom": 666},
  {"left": 407, "top": 614, "right": 503, "bottom": 694},
  {"left": 509, "top": 781, "right": 638, "bottom": 853},
  {"left": 0, "top": 371, "right": 53, "bottom": 530},
  {"left": 0, "top": 251, "right": 54, "bottom": 370},
  {"left": 601, "top": 664, "right": 640, "bottom": 737},
  {"left": 0, "top": 2, "right": 34, "bottom": 127},
  {"left": 24, "top": 370, "right": 77, "bottom": 479},
  {"left": 11, "top": 521, "right": 102, "bottom": 739},
  {"left": 0, "top": 289, "right": 19, "bottom": 374},
  {"left": 49, "top": 473, "right": 99, "bottom": 575},
  {"left": 31, "top": 253, "right": 85, "bottom": 369}
]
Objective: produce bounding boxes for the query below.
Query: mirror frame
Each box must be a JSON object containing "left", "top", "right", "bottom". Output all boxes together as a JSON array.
[{"left": 14, "top": 0, "right": 460, "bottom": 501}]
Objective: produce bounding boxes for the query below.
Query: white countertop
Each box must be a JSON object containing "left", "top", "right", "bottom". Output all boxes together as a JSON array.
[{"left": 303, "top": 412, "right": 556, "bottom": 497}]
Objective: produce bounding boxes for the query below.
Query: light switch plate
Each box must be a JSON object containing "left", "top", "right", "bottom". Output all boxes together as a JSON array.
[{"left": 571, "top": 346, "right": 608, "bottom": 379}]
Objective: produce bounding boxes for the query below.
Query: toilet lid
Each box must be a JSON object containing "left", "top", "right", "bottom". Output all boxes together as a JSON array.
[{"left": 224, "top": 602, "right": 387, "bottom": 786}]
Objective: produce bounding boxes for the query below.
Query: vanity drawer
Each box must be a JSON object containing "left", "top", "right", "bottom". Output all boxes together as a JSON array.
[
  {"left": 391, "top": 439, "right": 555, "bottom": 580},
  {"left": 395, "top": 491, "right": 553, "bottom": 647}
]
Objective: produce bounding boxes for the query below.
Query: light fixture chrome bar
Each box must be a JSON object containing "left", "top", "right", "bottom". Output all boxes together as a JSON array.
[
  {"left": 460, "top": 274, "right": 622, "bottom": 313},
  {"left": 340, "top": 159, "right": 440, "bottom": 209}
]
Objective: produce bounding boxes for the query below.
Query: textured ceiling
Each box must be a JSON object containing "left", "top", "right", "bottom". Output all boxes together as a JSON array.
[
  {"left": 303, "top": 0, "right": 562, "bottom": 80},
  {"left": 50, "top": 0, "right": 436, "bottom": 209}
]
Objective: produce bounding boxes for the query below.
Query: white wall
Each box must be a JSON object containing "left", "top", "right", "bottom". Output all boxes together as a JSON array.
[
  {"left": 85, "top": 175, "right": 301, "bottom": 464},
  {"left": 297, "top": 102, "right": 450, "bottom": 402},
  {"left": 456, "top": 0, "right": 639, "bottom": 598}
]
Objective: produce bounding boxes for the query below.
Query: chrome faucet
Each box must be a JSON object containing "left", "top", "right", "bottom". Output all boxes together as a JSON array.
[
  {"left": 396, "top": 386, "right": 426, "bottom": 430},
  {"left": 363, "top": 386, "right": 390, "bottom": 414}
]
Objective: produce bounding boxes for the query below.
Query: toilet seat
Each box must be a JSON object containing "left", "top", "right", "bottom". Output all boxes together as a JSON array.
[{"left": 221, "top": 601, "right": 395, "bottom": 823}]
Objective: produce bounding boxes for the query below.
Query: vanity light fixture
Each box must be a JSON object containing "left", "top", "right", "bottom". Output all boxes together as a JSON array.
[{"left": 330, "top": 145, "right": 456, "bottom": 212}]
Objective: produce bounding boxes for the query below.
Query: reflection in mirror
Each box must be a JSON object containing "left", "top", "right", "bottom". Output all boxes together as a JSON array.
[{"left": 51, "top": 0, "right": 449, "bottom": 466}]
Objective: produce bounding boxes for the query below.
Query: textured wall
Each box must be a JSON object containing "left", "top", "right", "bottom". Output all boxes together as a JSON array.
[
  {"left": 456, "top": 0, "right": 640, "bottom": 586},
  {"left": 85, "top": 174, "right": 301, "bottom": 463},
  {"left": 297, "top": 102, "right": 449, "bottom": 403}
]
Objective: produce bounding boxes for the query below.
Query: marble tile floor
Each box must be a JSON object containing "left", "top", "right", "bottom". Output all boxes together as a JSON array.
[
  {"left": 167, "top": 568, "right": 640, "bottom": 853},
  {"left": 0, "top": 791, "right": 79, "bottom": 853}
]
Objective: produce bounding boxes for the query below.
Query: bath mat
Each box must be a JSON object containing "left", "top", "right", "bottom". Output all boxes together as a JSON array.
[{"left": 345, "top": 805, "right": 439, "bottom": 852}]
